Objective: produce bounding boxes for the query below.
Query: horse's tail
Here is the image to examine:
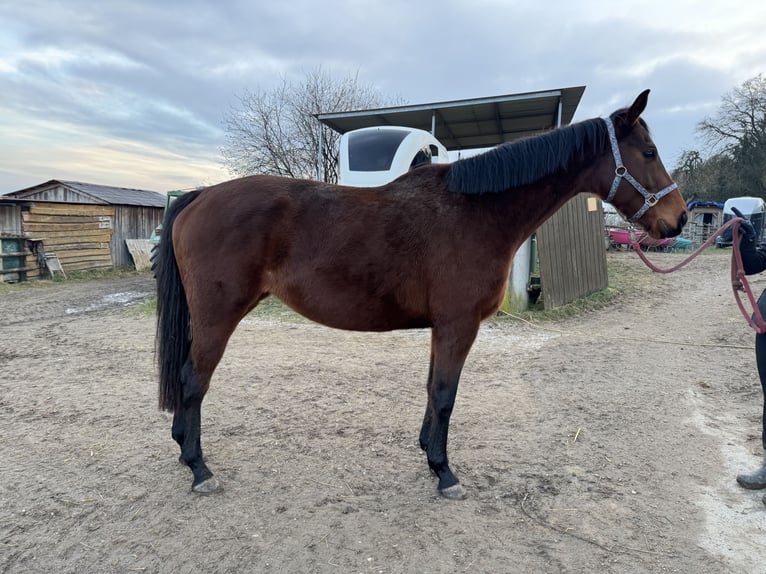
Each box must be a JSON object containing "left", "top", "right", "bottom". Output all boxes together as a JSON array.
[{"left": 155, "top": 189, "right": 203, "bottom": 412}]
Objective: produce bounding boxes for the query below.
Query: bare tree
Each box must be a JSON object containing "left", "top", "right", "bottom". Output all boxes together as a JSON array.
[
  {"left": 672, "top": 149, "right": 704, "bottom": 200},
  {"left": 676, "top": 74, "right": 766, "bottom": 200},
  {"left": 222, "top": 68, "right": 402, "bottom": 182},
  {"left": 697, "top": 74, "right": 766, "bottom": 156}
]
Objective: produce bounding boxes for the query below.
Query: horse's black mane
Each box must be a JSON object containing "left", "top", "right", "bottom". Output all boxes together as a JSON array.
[{"left": 446, "top": 116, "right": 611, "bottom": 195}]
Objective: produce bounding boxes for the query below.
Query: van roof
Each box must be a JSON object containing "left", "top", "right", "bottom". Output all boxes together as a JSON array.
[{"left": 723, "top": 196, "right": 765, "bottom": 214}]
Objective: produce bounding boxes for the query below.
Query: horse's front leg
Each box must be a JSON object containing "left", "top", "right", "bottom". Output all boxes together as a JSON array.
[
  {"left": 425, "top": 373, "right": 463, "bottom": 498},
  {"left": 422, "top": 322, "right": 479, "bottom": 500}
]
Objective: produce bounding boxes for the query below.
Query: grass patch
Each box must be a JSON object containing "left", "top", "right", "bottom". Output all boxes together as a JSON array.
[
  {"left": 133, "top": 291, "right": 307, "bottom": 322},
  {"left": 137, "top": 256, "right": 640, "bottom": 325},
  {"left": 131, "top": 297, "right": 158, "bottom": 315},
  {"left": 492, "top": 255, "right": 650, "bottom": 324},
  {"left": 0, "top": 267, "right": 147, "bottom": 294},
  {"left": 13, "top": 251, "right": 689, "bottom": 326},
  {"left": 53, "top": 267, "right": 145, "bottom": 283},
  {"left": 498, "top": 246, "right": 731, "bottom": 324},
  {"left": 250, "top": 297, "right": 310, "bottom": 322}
]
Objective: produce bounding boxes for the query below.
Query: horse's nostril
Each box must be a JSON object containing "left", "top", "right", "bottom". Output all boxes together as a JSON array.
[{"left": 679, "top": 212, "right": 688, "bottom": 228}]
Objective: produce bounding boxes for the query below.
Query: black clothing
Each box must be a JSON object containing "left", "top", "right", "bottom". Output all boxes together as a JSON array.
[
  {"left": 740, "top": 236, "right": 766, "bottom": 276},
  {"left": 740, "top": 235, "right": 766, "bottom": 450}
]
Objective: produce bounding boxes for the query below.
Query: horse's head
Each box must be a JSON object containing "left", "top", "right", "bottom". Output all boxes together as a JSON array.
[{"left": 599, "top": 90, "right": 688, "bottom": 239}]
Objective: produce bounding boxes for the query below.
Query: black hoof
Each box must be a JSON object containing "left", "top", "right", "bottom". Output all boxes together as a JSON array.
[
  {"left": 192, "top": 476, "right": 220, "bottom": 494},
  {"left": 439, "top": 483, "right": 467, "bottom": 500}
]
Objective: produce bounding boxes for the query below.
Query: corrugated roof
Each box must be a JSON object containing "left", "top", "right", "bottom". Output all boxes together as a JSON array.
[
  {"left": 61, "top": 181, "right": 166, "bottom": 207},
  {"left": 4, "top": 180, "right": 166, "bottom": 207},
  {"left": 316, "top": 86, "right": 586, "bottom": 151}
]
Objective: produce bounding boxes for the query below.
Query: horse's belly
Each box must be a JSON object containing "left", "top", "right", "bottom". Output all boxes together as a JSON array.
[{"left": 272, "top": 285, "right": 429, "bottom": 332}]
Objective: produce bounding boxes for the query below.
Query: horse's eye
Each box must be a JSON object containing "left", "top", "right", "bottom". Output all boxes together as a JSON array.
[{"left": 644, "top": 149, "right": 657, "bottom": 159}]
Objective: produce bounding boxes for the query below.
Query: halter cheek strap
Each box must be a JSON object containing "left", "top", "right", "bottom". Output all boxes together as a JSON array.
[{"left": 604, "top": 117, "right": 678, "bottom": 223}]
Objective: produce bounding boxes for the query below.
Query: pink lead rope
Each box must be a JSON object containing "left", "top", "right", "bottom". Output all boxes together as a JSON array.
[{"left": 628, "top": 218, "right": 766, "bottom": 334}]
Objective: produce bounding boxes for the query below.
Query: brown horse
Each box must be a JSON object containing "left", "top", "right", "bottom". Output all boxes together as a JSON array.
[{"left": 155, "top": 90, "right": 687, "bottom": 499}]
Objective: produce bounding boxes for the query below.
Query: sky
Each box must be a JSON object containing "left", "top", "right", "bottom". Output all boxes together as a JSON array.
[{"left": 1, "top": 0, "right": 765, "bottom": 194}]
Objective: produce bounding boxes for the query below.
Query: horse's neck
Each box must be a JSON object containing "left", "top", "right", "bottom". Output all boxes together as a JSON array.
[{"left": 491, "top": 175, "right": 587, "bottom": 250}]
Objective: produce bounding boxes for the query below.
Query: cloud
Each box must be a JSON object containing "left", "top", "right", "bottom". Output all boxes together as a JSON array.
[
  {"left": 0, "top": 0, "right": 764, "bottom": 192},
  {"left": 0, "top": 109, "right": 227, "bottom": 192}
]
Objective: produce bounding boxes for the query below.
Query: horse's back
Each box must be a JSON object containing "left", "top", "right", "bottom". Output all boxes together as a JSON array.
[{"left": 171, "top": 172, "right": 460, "bottom": 330}]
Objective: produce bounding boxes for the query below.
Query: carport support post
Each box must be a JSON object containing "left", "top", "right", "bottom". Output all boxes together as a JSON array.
[
  {"left": 316, "top": 122, "right": 324, "bottom": 181},
  {"left": 503, "top": 238, "right": 531, "bottom": 313}
]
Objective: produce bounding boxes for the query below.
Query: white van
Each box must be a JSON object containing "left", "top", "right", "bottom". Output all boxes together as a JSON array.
[
  {"left": 715, "top": 196, "right": 766, "bottom": 247},
  {"left": 338, "top": 126, "right": 450, "bottom": 187}
]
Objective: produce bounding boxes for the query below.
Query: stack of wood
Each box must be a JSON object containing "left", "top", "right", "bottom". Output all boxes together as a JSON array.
[{"left": 22, "top": 203, "right": 114, "bottom": 273}]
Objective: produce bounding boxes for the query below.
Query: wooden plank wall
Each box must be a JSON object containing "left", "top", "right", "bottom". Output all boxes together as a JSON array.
[
  {"left": 112, "top": 206, "right": 163, "bottom": 267},
  {"left": 0, "top": 203, "right": 22, "bottom": 234},
  {"left": 536, "top": 195, "right": 608, "bottom": 309},
  {"left": 22, "top": 203, "right": 114, "bottom": 273}
]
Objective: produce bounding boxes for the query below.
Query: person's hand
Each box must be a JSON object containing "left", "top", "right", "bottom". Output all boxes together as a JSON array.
[{"left": 732, "top": 206, "right": 756, "bottom": 242}]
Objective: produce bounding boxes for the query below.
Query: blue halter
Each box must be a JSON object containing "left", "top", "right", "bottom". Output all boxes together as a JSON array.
[{"left": 604, "top": 116, "right": 678, "bottom": 223}]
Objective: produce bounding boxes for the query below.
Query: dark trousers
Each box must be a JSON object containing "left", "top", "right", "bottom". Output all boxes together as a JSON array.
[{"left": 755, "top": 290, "right": 766, "bottom": 450}]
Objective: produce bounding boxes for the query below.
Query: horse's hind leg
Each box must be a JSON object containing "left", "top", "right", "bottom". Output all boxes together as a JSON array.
[
  {"left": 172, "top": 411, "right": 184, "bottom": 450},
  {"left": 176, "top": 357, "right": 218, "bottom": 493},
  {"left": 175, "top": 318, "right": 243, "bottom": 494}
]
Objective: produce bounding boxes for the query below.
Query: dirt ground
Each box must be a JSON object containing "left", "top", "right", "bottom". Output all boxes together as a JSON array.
[{"left": 1, "top": 249, "right": 765, "bottom": 573}]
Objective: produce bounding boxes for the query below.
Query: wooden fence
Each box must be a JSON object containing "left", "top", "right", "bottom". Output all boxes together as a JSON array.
[{"left": 536, "top": 195, "right": 608, "bottom": 309}]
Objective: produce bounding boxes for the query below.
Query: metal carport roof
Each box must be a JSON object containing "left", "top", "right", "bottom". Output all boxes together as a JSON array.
[{"left": 315, "top": 86, "right": 586, "bottom": 151}]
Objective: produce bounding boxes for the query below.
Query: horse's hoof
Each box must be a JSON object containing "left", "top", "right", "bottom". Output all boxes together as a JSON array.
[
  {"left": 439, "top": 483, "right": 467, "bottom": 500},
  {"left": 192, "top": 477, "right": 220, "bottom": 495}
]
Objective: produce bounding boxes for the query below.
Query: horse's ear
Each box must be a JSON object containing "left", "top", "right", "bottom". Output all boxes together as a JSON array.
[{"left": 626, "top": 89, "right": 650, "bottom": 126}]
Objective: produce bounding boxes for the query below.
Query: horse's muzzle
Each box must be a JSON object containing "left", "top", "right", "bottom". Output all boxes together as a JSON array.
[{"left": 658, "top": 211, "right": 688, "bottom": 238}]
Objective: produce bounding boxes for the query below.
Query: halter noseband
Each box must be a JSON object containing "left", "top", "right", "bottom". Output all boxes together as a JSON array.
[{"left": 604, "top": 117, "right": 678, "bottom": 223}]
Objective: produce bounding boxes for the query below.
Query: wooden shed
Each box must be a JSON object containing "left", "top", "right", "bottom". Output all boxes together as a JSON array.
[
  {"left": 685, "top": 200, "right": 724, "bottom": 244},
  {"left": 1, "top": 180, "right": 165, "bottom": 276}
]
